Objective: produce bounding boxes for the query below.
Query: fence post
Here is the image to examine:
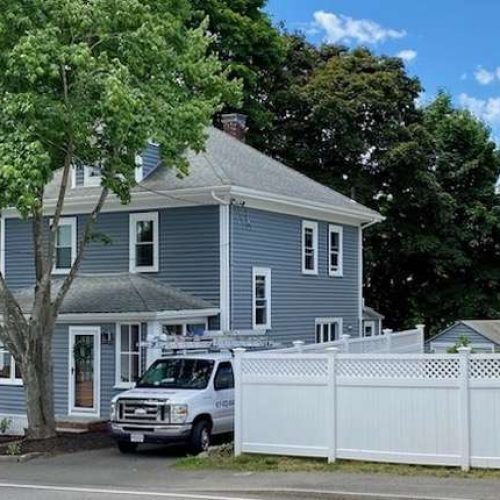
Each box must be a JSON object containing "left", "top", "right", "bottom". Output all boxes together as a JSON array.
[
  {"left": 383, "top": 329, "right": 393, "bottom": 353},
  {"left": 341, "top": 334, "right": 350, "bottom": 353},
  {"left": 416, "top": 324, "right": 425, "bottom": 352},
  {"left": 458, "top": 347, "right": 471, "bottom": 471},
  {"left": 293, "top": 340, "right": 305, "bottom": 353},
  {"left": 233, "top": 348, "right": 246, "bottom": 457},
  {"left": 326, "top": 347, "right": 338, "bottom": 463}
]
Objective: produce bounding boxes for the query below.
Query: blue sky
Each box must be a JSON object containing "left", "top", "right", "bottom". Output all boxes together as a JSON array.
[{"left": 266, "top": 0, "right": 500, "bottom": 140}]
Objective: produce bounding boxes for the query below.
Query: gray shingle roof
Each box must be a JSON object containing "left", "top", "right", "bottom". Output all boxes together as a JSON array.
[
  {"left": 462, "top": 320, "right": 500, "bottom": 345},
  {"left": 3, "top": 274, "right": 215, "bottom": 315},
  {"left": 363, "top": 305, "right": 385, "bottom": 320},
  {"left": 45, "top": 127, "right": 380, "bottom": 220}
]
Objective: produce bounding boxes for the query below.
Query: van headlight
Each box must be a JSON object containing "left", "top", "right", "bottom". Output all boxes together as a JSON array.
[{"left": 170, "top": 404, "right": 188, "bottom": 424}]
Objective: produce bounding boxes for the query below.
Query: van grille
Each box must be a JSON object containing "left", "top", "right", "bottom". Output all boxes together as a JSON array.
[{"left": 117, "top": 399, "right": 169, "bottom": 423}]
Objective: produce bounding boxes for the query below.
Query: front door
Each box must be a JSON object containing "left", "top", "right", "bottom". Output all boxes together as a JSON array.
[{"left": 69, "top": 327, "right": 100, "bottom": 416}]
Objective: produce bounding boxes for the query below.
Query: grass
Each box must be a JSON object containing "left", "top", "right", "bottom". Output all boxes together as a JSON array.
[{"left": 175, "top": 453, "right": 500, "bottom": 480}]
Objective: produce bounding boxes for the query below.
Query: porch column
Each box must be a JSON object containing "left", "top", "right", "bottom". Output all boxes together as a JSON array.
[{"left": 146, "top": 321, "right": 163, "bottom": 369}]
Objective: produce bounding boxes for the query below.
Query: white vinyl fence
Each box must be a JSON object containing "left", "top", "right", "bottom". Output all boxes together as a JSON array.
[{"left": 234, "top": 348, "right": 500, "bottom": 470}]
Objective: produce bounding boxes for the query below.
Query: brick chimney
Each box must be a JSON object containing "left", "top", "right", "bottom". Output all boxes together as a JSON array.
[{"left": 221, "top": 113, "right": 248, "bottom": 142}]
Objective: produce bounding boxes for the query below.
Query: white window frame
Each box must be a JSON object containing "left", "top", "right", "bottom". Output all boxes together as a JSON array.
[
  {"left": 83, "top": 165, "right": 102, "bottom": 187},
  {"left": 129, "top": 212, "right": 159, "bottom": 273},
  {"left": 52, "top": 217, "right": 77, "bottom": 275},
  {"left": 115, "top": 323, "right": 142, "bottom": 389},
  {"left": 135, "top": 154, "right": 144, "bottom": 183},
  {"left": 363, "top": 320, "right": 376, "bottom": 337},
  {"left": 302, "top": 220, "right": 318, "bottom": 275},
  {"left": 328, "top": 224, "right": 343, "bottom": 277},
  {"left": 161, "top": 319, "right": 209, "bottom": 337},
  {"left": 0, "top": 342, "right": 22, "bottom": 386},
  {"left": 315, "top": 317, "right": 343, "bottom": 344},
  {"left": 252, "top": 267, "right": 272, "bottom": 330}
]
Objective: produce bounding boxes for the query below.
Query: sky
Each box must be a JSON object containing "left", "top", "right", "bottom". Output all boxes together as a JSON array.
[{"left": 266, "top": 0, "right": 500, "bottom": 140}]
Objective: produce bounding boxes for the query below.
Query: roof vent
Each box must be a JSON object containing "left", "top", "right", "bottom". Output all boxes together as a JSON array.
[{"left": 221, "top": 113, "right": 248, "bottom": 142}]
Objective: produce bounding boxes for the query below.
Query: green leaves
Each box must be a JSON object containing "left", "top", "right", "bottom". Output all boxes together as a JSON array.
[{"left": 0, "top": 0, "right": 240, "bottom": 212}]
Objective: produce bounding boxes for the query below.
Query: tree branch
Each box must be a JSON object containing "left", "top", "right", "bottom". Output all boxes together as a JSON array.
[{"left": 51, "top": 187, "right": 109, "bottom": 315}]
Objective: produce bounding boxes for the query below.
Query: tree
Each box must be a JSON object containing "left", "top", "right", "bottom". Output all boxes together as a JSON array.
[
  {"left": 190, "top": 0, "right": 286, "bottom": 140},
  {"left": 0, "top": 0, "right": 239, "bottom": 439}
]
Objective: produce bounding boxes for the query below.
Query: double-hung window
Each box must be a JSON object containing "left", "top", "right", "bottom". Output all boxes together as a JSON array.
[
  {"left": 129, "top": 212, "right": 159, "bottom": 273},
  {"left": 315, "top": 318, "right": 342, "bottom": 344},
  {"left": 53, "top": 217, "right": 77, "bottom": 274},
  {"left": 302, "top": 221, "right": 318, "bottom": 275},
  {"left": 116, "top": 323, "right": 142, "bottom": 388},
  {"left": 252, "top": 267, "right": 271, "bottom": 330},
  {"left": 0, "top": 343, "right": 22, "bottom": 385},
  {"left": 83, "top": 165, "right": 102, "bottom": 187},
  {"left": 328, "top": 225, "right": 343, "bottom": 277}
]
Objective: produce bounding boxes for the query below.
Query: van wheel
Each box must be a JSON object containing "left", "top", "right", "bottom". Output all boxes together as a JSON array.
[
  {"left": 118, "top": 441, "right": 138, "bottom": 454},
  {"left": 189, "top": 420, "right": 211, "bottom": 454}
]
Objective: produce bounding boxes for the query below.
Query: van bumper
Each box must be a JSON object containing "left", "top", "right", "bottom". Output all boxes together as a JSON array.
[{"left": 110, "top": 422, "right": 192, "bottom": 444}]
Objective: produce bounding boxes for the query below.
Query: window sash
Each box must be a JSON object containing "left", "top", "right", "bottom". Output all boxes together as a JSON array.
[
  {"left": 315, "top": 318, "right": 342, "bottom": 344},
  {"left": 328, "top": 225, "right": 343, "bottom": 277},
  {"left": 302, "top": 221, "right": 318, "bottom": 274},
  {"left": 252, "top": 267, "right": 271, "bottom": 329},
  {"left": 117, "top": 324, "right": 142, "bottom": 387},
  {"left": 0, "top": 345, "right": 22, "bottom": 385},
  {"left": 53, "top": 218, "right": 76, "bottom": 273},
  {"left": 129, "top": 212, "right": 159, "bottom": 272}
]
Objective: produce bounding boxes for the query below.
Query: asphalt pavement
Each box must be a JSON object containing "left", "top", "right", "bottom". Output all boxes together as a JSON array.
[{"left": 1, "top": 447, "right": 500, "bottom": 499}]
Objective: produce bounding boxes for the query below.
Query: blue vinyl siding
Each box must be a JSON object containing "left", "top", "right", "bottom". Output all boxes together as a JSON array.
[
  {"left": 4, "top": 206, "right": 220, "bottom": 306},
  {"left": 230, "top": 207, "right": 360, "bottom": 342}
]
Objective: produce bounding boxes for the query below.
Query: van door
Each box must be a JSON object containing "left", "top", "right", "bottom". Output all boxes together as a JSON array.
[{"left": 212, "top": 361, "right": 235, "bottom": 433}]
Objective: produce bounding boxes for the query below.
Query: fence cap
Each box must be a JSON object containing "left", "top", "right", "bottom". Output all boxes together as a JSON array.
[{"left": 457, "top": 346, "right": 472, "bottom": 353}]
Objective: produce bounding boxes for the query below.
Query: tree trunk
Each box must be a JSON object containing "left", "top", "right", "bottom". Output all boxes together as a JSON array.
[{"left": 22, "top": 324, "right": 56, "bottom": 440}]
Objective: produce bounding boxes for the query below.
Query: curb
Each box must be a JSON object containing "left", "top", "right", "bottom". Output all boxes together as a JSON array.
[{"left": 0, "top": 452, "right": 46, "bottom": 463}]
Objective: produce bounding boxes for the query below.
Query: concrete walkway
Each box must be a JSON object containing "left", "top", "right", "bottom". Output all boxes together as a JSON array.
[{"left": 1, "top": 447, "right": 500, "bottom": 499}]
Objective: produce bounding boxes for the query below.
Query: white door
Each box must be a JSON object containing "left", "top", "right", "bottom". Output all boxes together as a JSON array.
[{"left": 69, "top": 327, "right": 100, "bottom": 416}]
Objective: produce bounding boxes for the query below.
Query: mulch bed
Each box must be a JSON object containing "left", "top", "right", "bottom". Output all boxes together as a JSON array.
[{"left": 0, "top": 430, "right": 113, "bottom": 456}]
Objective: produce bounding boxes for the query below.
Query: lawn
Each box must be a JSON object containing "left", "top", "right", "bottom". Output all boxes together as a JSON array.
[{"left": 175, "top": 451, "right": 500, "bottom": 479}]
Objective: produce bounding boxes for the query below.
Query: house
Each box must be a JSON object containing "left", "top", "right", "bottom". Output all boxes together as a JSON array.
[
  {"left": 0, "top": 114, "right": 382, "bottom": 431},
  {"left": 428, "top": 320, "right": 500, "bottom": 353},
  {"left": 362, "top": 304, "right": 384, "bottom": 337}
]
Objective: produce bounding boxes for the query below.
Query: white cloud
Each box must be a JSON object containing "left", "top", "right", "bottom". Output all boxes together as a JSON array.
[
  {"left": 396, "top": 49, "right": 417, "bottom": 62},
  {"left": 459, "top": 93, "right": 500, "bottom": 124},
  {"left": 474, "top": 67, "right": 495, "bottom": 85},
  {"left": 312, "top": 10, "right": 406, "bottom": 45}
]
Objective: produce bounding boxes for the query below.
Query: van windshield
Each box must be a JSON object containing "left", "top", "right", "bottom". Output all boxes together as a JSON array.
[{"left": 137, "top": 358, "right": 215, "bottom": 390}]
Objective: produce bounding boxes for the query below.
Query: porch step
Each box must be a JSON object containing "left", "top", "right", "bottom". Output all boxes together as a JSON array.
[{"left": 56, "top": 417, "right": 108, "bottom": 434}]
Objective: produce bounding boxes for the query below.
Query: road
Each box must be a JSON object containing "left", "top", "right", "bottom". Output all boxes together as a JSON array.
[{"left": 1, "top": 447, "right": 500, "bottom": 499}]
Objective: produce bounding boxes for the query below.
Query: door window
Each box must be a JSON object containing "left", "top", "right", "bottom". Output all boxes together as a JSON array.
[{"left": 214, "top": 362, "right": 234, "bottom": 391}]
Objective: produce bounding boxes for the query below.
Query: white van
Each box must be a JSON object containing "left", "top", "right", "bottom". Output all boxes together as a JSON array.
[{"left": 110, "top": 352, "right": 235, "bottom": 454}]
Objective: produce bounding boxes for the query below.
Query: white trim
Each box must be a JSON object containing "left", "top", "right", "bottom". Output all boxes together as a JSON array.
[
  {"left": 301, "top": 220, "right": 318, "bottom": 275},
  {"left": 363, "top": 320, "right": 376, "bottom": 337},
  {"left": 83, "top": 165, "right": 102, "bottom": 187},
  {"left": 358, "top": 228, "right": 363, "bottom": 337},
  {"left": 0, "top": 342, "right": 22, "bottom": 386},
  {"left": 315, "top": 317, "right": 343, "bottom": 343},
  {"left": 129, "top": 211, "right": 159, "bottom": 273},
  {"left": 252, "top": 267, "right": 271, "bottom": 330},
  {"left": 68, "top": 326, "right": 101, "bottom": 417},
  {"left": 71, "top": 166, "right": 77, "bottom": 189},
  {"left": 115, "top": 322, "right": 142, "bottom": 389},
  {"left": 0, "top": 214, "right": 4, "bottom": 276},
  {"left": 52, "top": 217, "right": 77, "bottom": 275},
  {"left": 328, "top": 224, "right": 343, "bottom": 277},
  {"left": 219, "top": 205, "right": 230, "bottom": 332}
]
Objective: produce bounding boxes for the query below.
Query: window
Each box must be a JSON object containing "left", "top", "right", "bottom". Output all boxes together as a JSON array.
[
  {"left": 328, "top": 225, "right": 343, "bottom": 277},
  {"left": 116, "top": 324, "right": 142, "bottom": 387},
  {"left": 302, "top": 221, "right": 318, "bottom": 274},
  {"left": 162, "top": 322, "right": 207, "bottom": 338},
  {"left": 129, "top": 212, "right": 159, "bottom": 273},
  {"left": 315, "top": 318, "right": 342, "bottom": 343},
  {"left": 83, "top": 165, "right": 102, "bottom": 187},
  {"left": 363, "top": 321, "right": 376, "bottom": 337},
  {"left": 0, "top": 343, "right": 22, "bottom": 385},
  {"left": 214, "top": 362, "right": 234, "bottom": 391},
  {"left": 53, "top": 217, "right": 77, "bottom": 274},
  {"left": 252, "top": 267, "right": 271, "bottom": 330}
]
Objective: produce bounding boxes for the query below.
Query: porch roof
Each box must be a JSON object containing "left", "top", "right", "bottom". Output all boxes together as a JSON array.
[{"left": 3, "top": 273, "right": 217, "bottom": 316}]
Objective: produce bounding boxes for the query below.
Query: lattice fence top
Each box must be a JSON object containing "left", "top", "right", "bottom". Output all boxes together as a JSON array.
[
  {"left": 337, "top": 357, "right": 460, "bottom": 379},
  {"left": 470, "top": 357, "right": 500, "bottom": 379},
  {"left": 242, "top": 357, "right": 328, "bottom": 378}
]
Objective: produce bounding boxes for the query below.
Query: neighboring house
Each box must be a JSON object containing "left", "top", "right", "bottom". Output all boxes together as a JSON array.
[
  {"left": 428, "top": 320, "right": 500, "bottom": 353},
  {"left": 362, "top": 305, "right": 384, "bottom": 337},
  {"left": 0, "top": 114, "right": 382, "bottom": 429}
]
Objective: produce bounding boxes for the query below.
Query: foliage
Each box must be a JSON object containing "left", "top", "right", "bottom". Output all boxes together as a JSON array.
[
  {"left": 6, "top": 441, "right": 21, "bottom": 456},
  {"left": 0, "top": 417, "right": 12, "bottom": 435},
  {"left": 447, "top": 335, "right": 471, "bottom": 354}
]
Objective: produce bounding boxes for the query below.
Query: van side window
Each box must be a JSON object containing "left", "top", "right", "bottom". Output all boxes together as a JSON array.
[{"left": 214, "top": 362, "right": 234, "bottom": 391}]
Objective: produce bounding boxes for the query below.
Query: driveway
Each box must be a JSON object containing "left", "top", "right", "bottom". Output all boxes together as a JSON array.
[{"left": 1, "top": 447, "right": 500, "bottom": 499}]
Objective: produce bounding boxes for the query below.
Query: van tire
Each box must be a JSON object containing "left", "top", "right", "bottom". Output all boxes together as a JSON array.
[
  {"left": 189, "top": 419, "right": 211, "bottom": 455},
  {"left": 118, "top": 441, "right": 138, "bottom": 454}
]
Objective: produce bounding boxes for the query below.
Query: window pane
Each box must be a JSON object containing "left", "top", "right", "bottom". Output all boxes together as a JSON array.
[
  {"left": 56, "top": 247, "right": 72, "bottom": 269},
  {"left": 0, "top": 352, "right": 10, "bottom": 379},
  {"left": 131, "top": 354, "right": 139, "bottom": 382},
  {"left": 330, "top": 232, "right": 339, "bottom": 250},
  {"left": 120, "top": 354, "right": 130, "bottom": 383},
  {"left": 305, "top": 254, "right": 314, "bottom": 270},
  {"left": 57, "top": 225, "right": 72, "bottom": 247},
  {"left": 136, "top": 244, "right": 153, "bottom": 267},
  {"left": 120, "top": 325, "right": 129, "bottom": 352},
  {"left": 256, "top": 305, "right": 267, "bottom": 325},
  {"left": 330, "top": 252, "right": 338, "bottom": 269},
  {"left": 255, "top": 276, "right": 266, "bottom": 299},
  {"left": 14, "top": 361, "right": 21, "bottom": 380},
  {"left": 136, "top": 221, "right": 153, "bottom": 243},
  {"left": 163, "top": 324, "right": 183, "bottom": 336},
  {"left": 305, "top": 228, "right": 313, "bottom": 247},
  {"left": 130, "top": 325, "right": 140, "bottom": 351},
  {"left": 186, "top": 324, "right": 205, "bottom": 337},
  {"left": 315, "top": 324, "right": 321, "bottom": 343}
]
